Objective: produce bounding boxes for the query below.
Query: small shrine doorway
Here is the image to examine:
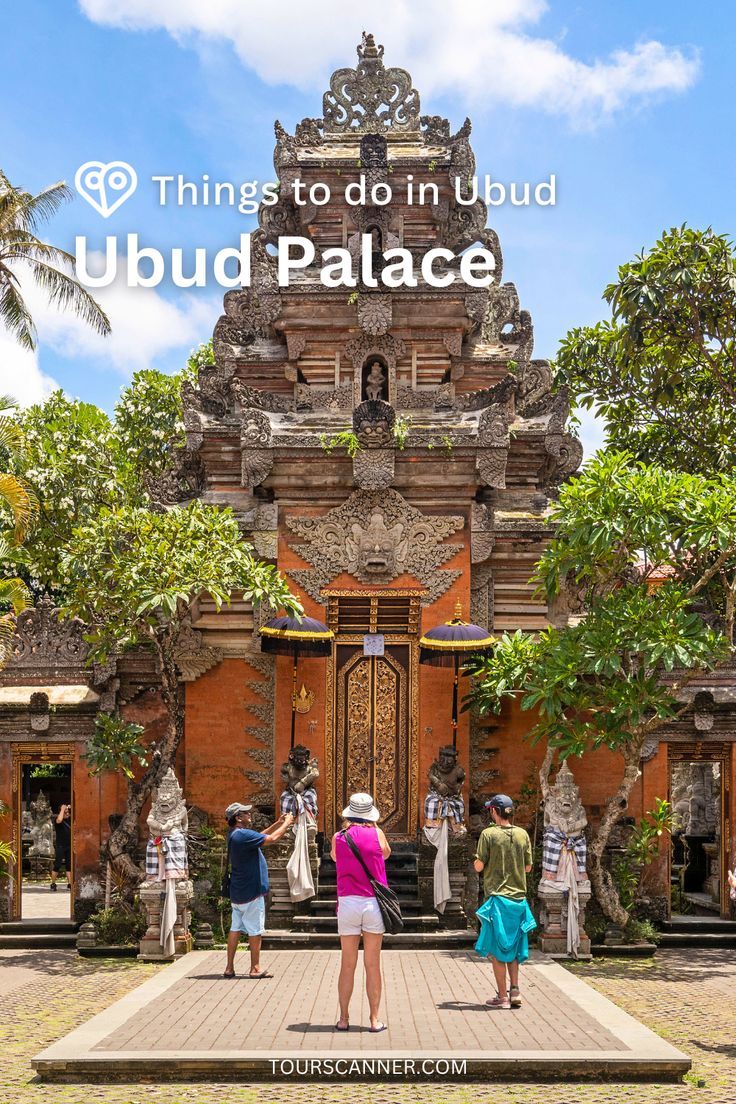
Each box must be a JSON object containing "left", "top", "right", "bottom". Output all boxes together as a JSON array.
[
  {"left": 10, "top": 745, "right": 75, "bottom": 922},
  {"left": 668, "top": 744, "right": 732, "bottom": 920},
  {"left": 324, "top": 590, "right": 422, "bottom": 839}
]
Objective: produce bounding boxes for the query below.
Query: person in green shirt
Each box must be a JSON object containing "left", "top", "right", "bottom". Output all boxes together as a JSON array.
[{"left": 474, "top": 794, "right": 535, "bottom": 1009}]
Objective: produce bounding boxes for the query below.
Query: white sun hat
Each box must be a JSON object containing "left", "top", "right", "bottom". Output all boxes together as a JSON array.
[{"left": 341, "top": 792, "right": 380, "bottom": 822}]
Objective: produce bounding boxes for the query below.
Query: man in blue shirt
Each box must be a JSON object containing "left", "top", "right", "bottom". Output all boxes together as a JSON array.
[{"left": 223, "top": 802, "right": 294, "bottom": 979}]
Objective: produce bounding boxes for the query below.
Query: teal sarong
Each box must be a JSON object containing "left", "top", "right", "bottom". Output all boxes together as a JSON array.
[{"left": 475, "top": 895, "right": 537, "bottom": 963}]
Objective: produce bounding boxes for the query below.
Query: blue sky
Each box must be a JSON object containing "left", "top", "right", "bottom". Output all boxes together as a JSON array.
[{"left": 2, "top": 1, "right": 735, "bottom": 453}]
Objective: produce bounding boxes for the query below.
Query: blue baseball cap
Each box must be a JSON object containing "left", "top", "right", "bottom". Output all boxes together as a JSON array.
[{"left": 485, "top": 794, "right": 514, "bottom": 815}]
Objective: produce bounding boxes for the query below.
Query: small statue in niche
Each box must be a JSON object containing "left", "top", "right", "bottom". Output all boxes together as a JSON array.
[
  {"left": 352, "top": 399, "right": 395, "bottom": 449},
  {"left": 363, "top": 360, "right": 388, "bottom": 402},
  {"left": 424, "top": 745, "right": 466, "bottom": 832},
  {"left": 28, "top": 790, "right": 54, "bottom": 858},
  {"left": 280, "top": 744, "right": 319, "bottom": 817}
]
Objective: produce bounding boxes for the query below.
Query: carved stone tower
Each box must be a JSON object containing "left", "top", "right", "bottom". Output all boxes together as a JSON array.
[{"left": 177, "top": 33, "right": 581, "bottom": 844}]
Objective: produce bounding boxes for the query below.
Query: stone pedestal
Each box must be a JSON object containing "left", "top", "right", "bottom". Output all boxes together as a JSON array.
[
  {"left": 418, "top": 829, "right": 469, "bottom": 929},
  {"left": 267, "top": 825, "right": 319, "bottom": 929},
  {"left": 138, "top": 879, "right": 194, "bottom": 961},
  {"left": 538, "top": 878, "right": 592, "bottom": 957}
]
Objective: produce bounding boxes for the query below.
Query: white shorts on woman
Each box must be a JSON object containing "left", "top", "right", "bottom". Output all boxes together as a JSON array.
[{"left": 337, "top": 894, "right": 385, "bottom": 935}]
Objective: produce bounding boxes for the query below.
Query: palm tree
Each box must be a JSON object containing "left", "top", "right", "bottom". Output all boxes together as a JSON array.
[{"left": 0, "top": 169, "right": 110, "bottom": 349}]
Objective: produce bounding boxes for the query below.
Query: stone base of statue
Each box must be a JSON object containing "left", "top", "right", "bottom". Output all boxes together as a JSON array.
[
  {"left": 138, "top": 879, "right": 194, "bottom": 961},
  {"left": 268, "top": 825, "right": 319, "bottom": 929},
  {"left": 418, "top": 828, "right": 469, "bottom": 929},
  {"left": 537, "top": 877, "right": 592, "bottom": 958}
]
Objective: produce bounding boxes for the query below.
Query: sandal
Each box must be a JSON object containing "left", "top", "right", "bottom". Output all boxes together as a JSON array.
[
  {"left": 486, "top": 993, "right": 511, "bottom": 1010},
  {"left": 369, "top": 1022, "right": 388, "bottom": 1033},
  {"left": 222, "top": 970, "right": 236, "bottom": 979},
  {"left": 509, "top": 986, "right": 522, "bottom": 1008},
  {"left": 335, "top": 1021, "right": 350, "bottom": 1032}
]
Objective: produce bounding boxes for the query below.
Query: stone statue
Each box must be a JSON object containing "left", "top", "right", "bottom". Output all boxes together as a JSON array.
[
  {"left": 139, "top": 768, "right": 193, "bottom": 961},
  {"left": 687, "top": 763, "right": 717, "bottom": 837},
  {"left": 671, "top": 766, "right": 691, "bottom": 834},
  {"left": 28, "top": 790, "right": 54, "bottom": 858},
  {"left": 364, "top": 360, "right": 387, "bottom": 401},
  {"left": 424, "top": 745, "right": 466, "bottom": 831},
  {"left": 352, "top": 399, "right": 395, "bottom": 448},
  {"left": 538, "top": 761, "right": 591, "bottom": 958},
  {"left": 280, "top": 744, "right": 319, "bottom": 817}
]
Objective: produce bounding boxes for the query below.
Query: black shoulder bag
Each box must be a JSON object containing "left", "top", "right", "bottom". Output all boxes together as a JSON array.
[
  {"left": 340, "top": 828, "right": 404, "bottom": 935},
  {"left": 220, "top": 836, "right": 231, "bottom": 898}
]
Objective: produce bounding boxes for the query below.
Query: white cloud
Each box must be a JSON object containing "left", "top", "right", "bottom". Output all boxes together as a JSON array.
[
  {"left": 78, "top": 0, "right": 699, "bottom": 125},
  {"left": 0, "top": 333, "right": 59, "bottom": 407},
  {"left": 13, "top": 255, "right": 218, "bottom": 379}
]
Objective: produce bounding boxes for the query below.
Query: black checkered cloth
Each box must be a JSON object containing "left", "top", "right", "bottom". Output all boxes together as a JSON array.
[
  {"left": 424, "top": 793, "right": 465, "bottom": 824},
  {"left": 542, "top": 827, "right": 587, "bottom": 876},
  {"left": 280, "top": 788, "right": 318, "bottom": 817},
  {"left": 145, "top": 832, "right": 188, "bottom": 878}
]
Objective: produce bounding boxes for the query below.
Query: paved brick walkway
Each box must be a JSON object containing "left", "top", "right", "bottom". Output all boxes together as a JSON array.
[
  {"left": 92, "top": 949, "right": 625, "bottom": 1054},
  {"left": 32, "top": 949, "right": 686, "bottom": 1080},
  {"left": 20, "top": 883, "right": 72, "bottom": 921},
  {"left": 1, "top": 947, "right": 734, "bottom": 1102}
]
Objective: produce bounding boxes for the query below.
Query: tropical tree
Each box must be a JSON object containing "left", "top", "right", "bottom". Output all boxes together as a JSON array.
[
  {"left": 468, "top": 452, "right": 736, "bottom": 928},
  {"left": 556, "top": 226, "right": 736, "bottom": 475},
  {"left": 0, "top": 395, "right": 35, "bottom": 663},
  {"left": 6, "top": 358, "right": 201, "bottom": 594},
  {"left": 0, "top": 170, "right": 110, "bottom": 349},
  {"left": 61, "top": 500, "right": 301, "bottom": 878}
]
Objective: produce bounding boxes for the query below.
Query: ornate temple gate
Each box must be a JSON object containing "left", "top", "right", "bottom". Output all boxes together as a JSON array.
[{"left": 324, "top": 590, "right": 421, "bottom": 838}]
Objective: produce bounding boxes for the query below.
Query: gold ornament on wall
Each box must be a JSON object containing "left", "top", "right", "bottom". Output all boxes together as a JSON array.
[{"left": 293, "top": 683, "right": 315, "bottom": 714}]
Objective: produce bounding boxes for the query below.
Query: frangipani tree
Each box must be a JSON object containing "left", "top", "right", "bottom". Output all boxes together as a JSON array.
[
  {"left": 556, "top": 225, "right": 736, "bottom": 475},
  {"left": 62, "top": 500, "right": 301, "bottom": 878},
  {"left": 469, "top": 452, "right": 736, "bottom": 927}
]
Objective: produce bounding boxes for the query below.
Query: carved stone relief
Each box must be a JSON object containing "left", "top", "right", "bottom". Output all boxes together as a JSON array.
[
  {"left": 323, "top": 33, "right": 420, "bottom": 135},
  {"left": 173, "top": 619, "right": 223, "bottom": 683},
  {"left": 357, "top": 294, "right": 392, "bottom": 336},
  {"left": 286, "top": 489, "right": 464, "bottom": 604}
]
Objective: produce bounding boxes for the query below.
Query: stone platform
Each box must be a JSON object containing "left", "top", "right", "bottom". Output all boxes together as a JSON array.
[{"left": 32, "top": 949, "right": 690, "bottom": 1082}]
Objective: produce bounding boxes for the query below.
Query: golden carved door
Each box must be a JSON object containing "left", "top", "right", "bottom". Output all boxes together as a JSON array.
[{"left": 333, "top": 643, "right": 410, "bottom": 834}]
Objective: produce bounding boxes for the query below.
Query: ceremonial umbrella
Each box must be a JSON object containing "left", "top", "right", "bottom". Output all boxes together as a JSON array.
[
  {"left": 419, "top": 601, "right": 495, "bottom": 748},
  {"left": 260, "top": 615, "right": 334, "bottom": 749}
]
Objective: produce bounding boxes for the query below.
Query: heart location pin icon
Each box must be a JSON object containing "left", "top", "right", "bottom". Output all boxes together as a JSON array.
[{"left": 75, "top": 161, "right": 138, "bottom": 218}]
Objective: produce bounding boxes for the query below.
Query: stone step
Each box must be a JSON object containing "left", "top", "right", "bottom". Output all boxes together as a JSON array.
[
  {"left": 659, "top": 932, "right": 736, "bottom": 949},
  {"left": 0, "top": 920, "right": 78, "bottom": 934},
  {"left": 292, "top": 913, "right": 441, "bottom": 933},
  {"left": 308, "top": 897, "right": 425, "bottom": 914},
  {"left": 0, "top": 932, "right": 78, "bottom": 949},
  {"left": 662, "top": 918, "right": 736, "bottom": 934},
  {"left": 263, "top": 928, "right": 477, "bottom": 949}
]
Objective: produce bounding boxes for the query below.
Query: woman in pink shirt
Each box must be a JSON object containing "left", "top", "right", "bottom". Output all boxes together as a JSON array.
[{"left": 330, "top": 792, "right": 391, "bottom": 1033}]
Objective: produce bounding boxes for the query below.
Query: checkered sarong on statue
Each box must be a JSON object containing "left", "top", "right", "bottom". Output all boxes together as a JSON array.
[
  {"left": 145, "top": 831, "right": 188, "bottom": 879},
  {"left": 424, "top": 792, "right": 465, "bottom": 824},
  {"left": 542, "top": 827, "right": 587, "bottom": 876},
  {"left": 280, "top": 788, "right": 318, "bottom": 817}
]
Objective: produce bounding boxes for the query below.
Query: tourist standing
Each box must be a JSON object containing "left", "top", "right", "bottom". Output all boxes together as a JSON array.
[
  {"left": 474, "top": 793, "right": 535, "bottom": 1009},
  {"left": 331, "top": 792, "right": 391, "bottom": 1033},
  {"left": 223, "top": 802, "right": 294, "bottom": 979},
  {"left": 50, "top": 803, "right": 71, "bottom": 891}
]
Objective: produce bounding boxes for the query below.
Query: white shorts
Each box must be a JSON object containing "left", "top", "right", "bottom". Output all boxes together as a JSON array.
[
  {"left": 337, "top": 894, "right": 385, "bottom": 936},
  {"left": 230, "top": 896, "right": 266, "bottom": 936}
]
